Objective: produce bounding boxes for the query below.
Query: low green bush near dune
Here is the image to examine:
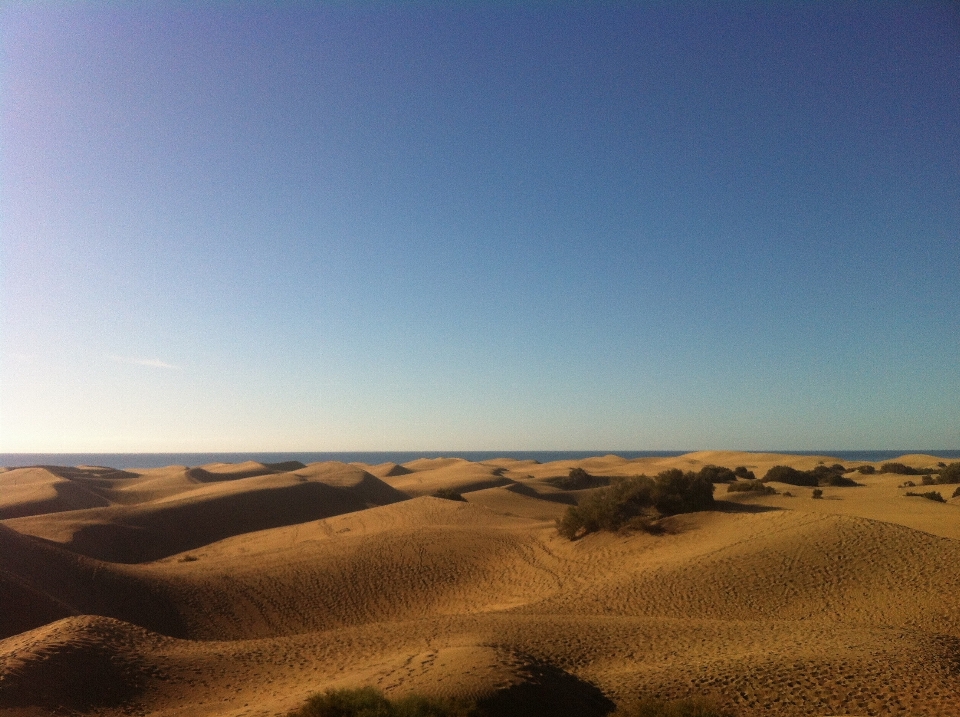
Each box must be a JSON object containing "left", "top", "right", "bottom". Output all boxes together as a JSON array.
[
  {"left": 432, "top": 488, "right": 467, "bottom": 502},
  {"left": 726, "top": 480, "right": 776, "bottom": 495},
  {"left": 288, "top": 687, "right": 476, "bottom": 717},
  {"left": 762, "top": 464, "right": 859, "bottom": 487},
  {"left": 556, "top": 469, "right": 715, "bottom": 540},
  {"left": 905, "top": 490, "right": 946, "bottom": 503}
]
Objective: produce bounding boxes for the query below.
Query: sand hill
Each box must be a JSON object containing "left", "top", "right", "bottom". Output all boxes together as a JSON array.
[{"left": 1, "top": 453, "right": 959, "bottom": 716}]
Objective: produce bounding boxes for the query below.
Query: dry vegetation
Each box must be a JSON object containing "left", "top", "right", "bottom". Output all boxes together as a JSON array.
[{"left": 2, "top": 451, "right": 960, "bottom": 717}]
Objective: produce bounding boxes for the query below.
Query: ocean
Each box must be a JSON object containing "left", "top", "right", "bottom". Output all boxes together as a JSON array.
[{"left": 2, "top": 450, "right": 959, "bottom": 470}]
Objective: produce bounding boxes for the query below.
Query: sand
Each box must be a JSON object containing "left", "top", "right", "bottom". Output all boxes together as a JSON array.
[{"left": 1, "top": 452, "right": 959, "bottom": 716}]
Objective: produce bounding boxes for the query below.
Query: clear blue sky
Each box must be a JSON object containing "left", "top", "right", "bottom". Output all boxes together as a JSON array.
[{"left": 2, "top": 1, "right": 958, "bottom": 452}]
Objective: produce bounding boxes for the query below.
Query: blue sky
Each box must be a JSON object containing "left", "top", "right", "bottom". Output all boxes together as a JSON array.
[{"left": 2, "top": 1, "right": 958, "bottom": 452}]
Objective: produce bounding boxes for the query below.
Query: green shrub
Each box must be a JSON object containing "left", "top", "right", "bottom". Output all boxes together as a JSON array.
[
  {"left": 697, "top": 465, "right": 737, "bottom": 483},
  {"left": 935, "top": 463, "right": 960, "bottom": 484},
  {"left": 763, "top": 465, "right": 859, "bottom": 487},
  {"left": 557, "top": 470, "right": 715, "bottom": 540},
  {"left": 726, "top": 481, "right": 776, "bottom": 495},
  {"left": 763, "top": 465, "right": 818, "bottom": 487},
  {"left": 613, "top": 695, "right": 734, "bottom": 717},
  {"left": 288, "top": 687, "right": 474, "bottom": 717},
  {"left": 548, "top": 467, "right": 610, "bottom": 490},
  {"left": 733, "top": 466, "right": 755, "bottom": 480},
  {"left": 431, "top": 488, "right": 466, "bottom": 502},
  {"left": 856, "top": 465, "right": 876, "bottom": 475},
  {"left": 880, "top": 462, "right": 919, "bottom": 475},
  {"left": 904, "top": 491, "right": 946, "bottom": 503}
]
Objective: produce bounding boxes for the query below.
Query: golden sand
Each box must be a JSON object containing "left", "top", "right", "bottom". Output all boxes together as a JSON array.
[{"left": 1, "top": 452, "right": 958, "bottom": 716}]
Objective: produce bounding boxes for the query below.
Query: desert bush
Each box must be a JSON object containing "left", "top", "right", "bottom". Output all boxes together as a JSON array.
[
  {"left": 732, "top": 466, "right": 755, "bottom": 480},
  {"left": 935, "top": 462, "right": 960, "bottom": 484},
  {"left": 432, "top": 488, "right": 466, "bottom": 502},
  {"left": 819, "top": 473, "right": 859, "bottom": 487},
  {"left": 763, "top": 464, "right": 858, "bottom": 487},
  {"left": 952, "top": 486, "right": 960, "bottom": 499},
  {"left": 763, "top": 465, "right": 818, "bottom": 487},
  {"left": 812, "top": 489, "right": 823, "bottom": 499},
  {"left": 289, "top": 687, "right": 474, "bottom": 717},
  {"left": 548, "top": 467, "right": 610, "bottom": 490},
  {"left": 856, "top": 465, "right": 876, "bottom": 475},
  {"left": 697, "top": 465, "right": 737, "bottom": 483},
  {"left": 880, "top": 462, "right": 920, "bottom": 475},
  {"left": 726, "top": 481, "right": 776, "bottom": 495},
  {"left": 904, "top": 491, "right": 946, "bottom": 503},
  {"left": 613, "top": 695, "right": 734, "bottom": 717},
  {"left": 921, "top": 475, "right": 935, "bottom": 485},
  {"left": 557, "top": 470, "right": 715, "bottom": 540}
]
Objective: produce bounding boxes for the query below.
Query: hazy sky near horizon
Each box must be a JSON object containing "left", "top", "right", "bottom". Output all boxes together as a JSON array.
[{"left": 2, "top": 2, "right": 958, "bottom": 452}]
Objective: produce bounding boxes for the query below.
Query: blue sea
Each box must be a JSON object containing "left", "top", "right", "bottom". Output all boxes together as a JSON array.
[{"left": 2, "top": 450, "right": 959, "bottom": 470}]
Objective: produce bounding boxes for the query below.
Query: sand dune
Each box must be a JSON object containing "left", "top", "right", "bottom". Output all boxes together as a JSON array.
[
  {"left": 4, "top": 463, "right": 406, "bottom": 562},
  {"left": 2, "top": 451, "right": 960, "bottom": 716}
]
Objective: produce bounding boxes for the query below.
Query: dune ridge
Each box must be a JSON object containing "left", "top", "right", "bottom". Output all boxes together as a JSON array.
[{"left": 2, "top": 451, "right": 959, "bottom": 716}]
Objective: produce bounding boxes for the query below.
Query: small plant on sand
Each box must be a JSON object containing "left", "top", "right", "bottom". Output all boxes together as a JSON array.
[
  {"left": 288, "top": 687, "right": 475, "bottom": 717},
  {"left": 880, "top": 462, "right": 924, "bottom": 475},
  {"left": 726, "top": 480, "right": 776, "bottom": 495},
  {"left": 557, "top": 469, "right": 715, "bottom": 540},
  {"left": 952, "top": 486, "right": 960, "bottom": 499},
  {"left": 932, "top": 462, "right": 960, "bottom": 485},
  {"left": 613, "top": 695, "right": 734, "bottom": 717},
  {"left": 763, "top": 465, "right": 859, "bottom": 487},
  {"left": 762, "top": 465, "right": 818, "bottom": 487},
  {"left": 548, "top": 466, "right": 611, "bottom": 490},
  {"left": 905, "top": 490, "right": 946, "bottom": 503},
  {"left": 697, "top": 465, "right": 737, "bottom": 483},
  {"left": 811, "top": 489, "right": 823, "bottom": 499},
  {"left": 431, "top": 488, "right": 467, "bottom": 502},
  {"left": 856, "top": 464, "right": 876, "bottom": 474}
]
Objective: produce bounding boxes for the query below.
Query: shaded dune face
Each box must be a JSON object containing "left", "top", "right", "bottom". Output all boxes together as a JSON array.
[{"left": 2, "top": 453, "right": 960, "bottom": 716}]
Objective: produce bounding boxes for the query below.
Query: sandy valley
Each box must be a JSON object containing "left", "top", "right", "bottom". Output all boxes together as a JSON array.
[{"left": 2, "top": 451, "right": 959, "bottom": 716}]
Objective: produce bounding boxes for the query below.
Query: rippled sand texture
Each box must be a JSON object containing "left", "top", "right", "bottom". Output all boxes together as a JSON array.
[{"left": 2, "top": 452, "right": 959, "bottom": 716}]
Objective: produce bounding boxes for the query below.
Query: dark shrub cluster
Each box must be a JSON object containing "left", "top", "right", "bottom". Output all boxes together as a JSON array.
[
  {"left": 920, "top": 462, "right": 960, "bottom": 485},
  {"left": 856, "top": 465, "right": 876, "bottom": 475},
  {"left": 880, "top": 462, "right": 930, "bottom": 476},
  {"left": 697, "top": 465, "right": 737, "bottom": 483},
  {"left": 548, "top": 467, "right": 611, "bottom": 490},
  {"left": 431, "top": 488, "right": 467, "bottom": 502},
  {"left": 733, "top": 466, "right": 756, "bottom": 480},
  {"left": 905, "top": 491, "right": 946, "bottom": 503},
  {"left": 812, "top": 489, "right": 823, "bottom": 499},
  {"left": 763, "top": 465, "right": 859, "bottom": 487},
  {"left": 289, "top": 687, "right": 475, "bottom": 717},
  {"left": 953, "top": 486, "right": 960, "bottom": 499},
  {"left": 556, "top": 469, "right": 715, "bottom": 540},
  {"left": 726, "top": 481, "right": 776, "bottom": 495},
  {"left": 762, "top": 466, "right": 818, "bottom": 487}
]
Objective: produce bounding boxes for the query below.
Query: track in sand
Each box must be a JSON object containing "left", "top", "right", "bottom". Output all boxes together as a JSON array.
[{"left": 2, "top": 452, "right": 959, "bottom": 716}]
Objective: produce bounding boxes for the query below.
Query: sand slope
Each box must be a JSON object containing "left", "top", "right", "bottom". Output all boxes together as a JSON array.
[{"left": 2, "top": 452, "right": 960, "bottom": 716}]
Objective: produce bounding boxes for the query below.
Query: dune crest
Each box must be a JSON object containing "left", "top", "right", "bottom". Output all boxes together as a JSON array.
[{"left": 2, "top": 451, "right": 960, "bottom": 716}]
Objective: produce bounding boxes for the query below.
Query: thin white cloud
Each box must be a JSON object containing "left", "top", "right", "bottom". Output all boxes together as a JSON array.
[{"left": 107, "top": 354, "right": 181, "bottom": 369}]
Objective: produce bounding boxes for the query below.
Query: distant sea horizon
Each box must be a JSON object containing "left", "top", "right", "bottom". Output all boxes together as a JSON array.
[{"left": 2, "top": 450, "right": 959, "bottom": 470}]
